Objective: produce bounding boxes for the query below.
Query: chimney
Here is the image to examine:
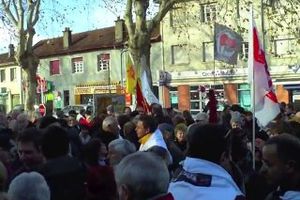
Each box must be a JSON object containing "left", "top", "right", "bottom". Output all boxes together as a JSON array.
[
  {"left": 8, "top": 44, "right": 14, "bottom": 58},
  {"left": 63, "top": 27, "right": 72, "bottom": 48},
  {"left": 115, "top": 17, "right": 125, "bottom": 43}
]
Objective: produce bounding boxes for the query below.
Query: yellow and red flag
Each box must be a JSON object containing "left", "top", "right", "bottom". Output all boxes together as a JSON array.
[{"left": 126, "top": 53, "right": 137, "bottom": 94}]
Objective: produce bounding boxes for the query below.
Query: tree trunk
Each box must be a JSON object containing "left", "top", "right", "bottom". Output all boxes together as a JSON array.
[
  {"left": 21, "top": 54, "right": 39, "bottom": 111},
  {"left": 128, "top": 32, "right": 153, "bottom": 88}
]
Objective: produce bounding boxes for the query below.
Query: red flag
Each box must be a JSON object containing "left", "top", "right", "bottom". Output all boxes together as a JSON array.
[
  {"left": 136, "top": 80, "right": 150, "bottom": 114},
  {"left": 248, "top": 13, "right": 280, "bottom": 127}
]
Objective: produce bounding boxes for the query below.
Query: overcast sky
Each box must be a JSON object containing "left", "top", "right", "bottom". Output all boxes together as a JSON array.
[{"left": 0, "top": 0, "right": 120, "bottom": 54}]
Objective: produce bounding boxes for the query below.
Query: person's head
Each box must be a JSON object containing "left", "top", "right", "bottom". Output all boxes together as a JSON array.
[
  {"left": 108, "top": 139, "right": 136, "bottom": 167},
  {"left": 37, "top": 116, "right": 58, "bottom": 129},
  {"left": 186, "top": 124, "right": 227, "bottom": 164},
  {"left": 13, "top": 113, "right": 30, "bottom": 134},
  {"left": 151, "top": 103, "right": 163, "bottom": 117},
  {"left": 79, "top": 108, "right": 86, "bottom": 116},
  {"left": 85, "top": 110, "right": 92, "bottom": 117},
  {"left": 117, "top": 114, "right": 131, "bottom": 130},
  {"left": 195, "top": 112, "right": 208, "bottom": 125},
  {"left": 124, "top": 107, "right": 132, "bottom": 116},
  {"left": 102, "top": 116, "right": 119, "bottom": 135},
  {"left": 67, "top": 114, "right": 77, "bottom": 127},
  {"left": 41, "top": 125, "right": 70, "bottom": 160},
  {"left": 174, "top": 123, "right": 187, "bottom": 143},
  {"left": 17, "top": 128, "right": 43, "bottom": 168},
  {"left": 82, "top": 138, "right": 103, "bottom": 166},
  {"left": 147, "top": 146, "right": 169, "bottom": 165},
  {"left": 230, "top": 111, "right": 243, "bottom": 129},
  {"left": 8, "top": 172, "right": 50, "bottom": 200},
  {"left": 158, "top": 123, "right": 174, "bottom": 141},
  {"left": 182, "top": 110, "right": 194, "bottom": 125},
  {"left": 115, "top": 151, "right": 170, "bottom": 200},
  {"left": 106, "top": 105, "right": 114, "bottom": 115},
  {"left": 135, "top": 115, "right": 157, "bottom": 139},
  {"left": 135, "top": 106, "right": 145, "bottom": 115},
  {"left": 172, "top": 114, "right": 185, "bottom": 126},
  {"left": 260, "top": 134, "right": 300, "bottom": 187}
]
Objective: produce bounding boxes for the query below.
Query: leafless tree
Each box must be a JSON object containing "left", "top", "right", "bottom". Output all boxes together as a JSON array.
[{"left": 0, "top": 0, "right": 41, "bottom": 111}]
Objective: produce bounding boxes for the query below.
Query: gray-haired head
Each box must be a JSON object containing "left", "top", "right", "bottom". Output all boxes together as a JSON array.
[
  {"left": 102, "top": 116, "right": 119, "bottom": 135},
  {"left": 8, "top": 172, "right": 50, "bottom": 200},
  {"left": 115, "top": 151, "right": 170, "bottom": 200},
  {"left": 108, "top": 139, "right": 136, "bottom": 166}
]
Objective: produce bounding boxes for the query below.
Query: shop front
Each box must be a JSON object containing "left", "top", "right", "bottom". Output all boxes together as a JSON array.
[{"left": 74, "top": 83, "right": 125, "bottom": 115}]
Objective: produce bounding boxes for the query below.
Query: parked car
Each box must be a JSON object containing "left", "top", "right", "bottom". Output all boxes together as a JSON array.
[{"left": 62, "top": 104, "right": 93, "bottom": 116}]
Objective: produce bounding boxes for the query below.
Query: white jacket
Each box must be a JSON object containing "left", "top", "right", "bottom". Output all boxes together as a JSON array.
[
  {"left": 281, "top": 191, "right": 300, "bottom": 200},
  {"left": 168, "top": 157, "right": 244, "bottom": 200},
  {"left": 139, "top": 128, "right": 172, "bottom": 164},
  {"left": 139, "top": 128, "right": 167, "bottom": 151}
]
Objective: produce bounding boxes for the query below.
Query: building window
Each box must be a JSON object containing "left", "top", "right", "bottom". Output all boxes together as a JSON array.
[
  {"left": 203, "top": 41, "right": 214, "bottom": 62},
  {"left": 50, "top": 60, "right": 60, "bottom": 75},
  {"left": 239, "top": 42, "right": 249, "bottom": 60},
  {"left": 97, "top": 53, "right": 110, "bottom": 71},
  {"left": 10, "top": 68, "right": 16, "bottom": 81},
  {"left": 274, "top": 38, "right": 297, "bottom": 56},
  {"left": 201, "top": 3, "right": 217, "bottom": 23},
  {"left": 0, "top": 69, "right": 5, "bottom": 82},
  {"left": 190, "top": 85, "right": 225, "bottom": 116},
  {"left": 238, "top": 84, "right": 251, "bottom": 109},
  {"left": 171, "top": 44, "right": 189, "bottom": 65},
  {"left": 72, "top": 57, "right": 84, "bottom": 73},
  {"left": 169, "top": 87, "right": 178, "bottom": 109},
  {"left": 170, "top": 7, "right": 188, "bottom": 27}
]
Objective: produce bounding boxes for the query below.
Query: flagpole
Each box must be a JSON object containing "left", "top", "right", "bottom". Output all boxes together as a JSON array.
[{"left": 250, "top": 5, "right": 256, "bottom": 170}]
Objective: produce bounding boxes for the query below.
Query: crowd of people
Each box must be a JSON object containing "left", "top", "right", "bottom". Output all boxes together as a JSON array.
[{"left": 0, "top": 101, "right": 299, "bottom": 200}]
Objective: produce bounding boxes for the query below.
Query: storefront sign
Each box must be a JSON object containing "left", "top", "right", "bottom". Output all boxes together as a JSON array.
[
  {"left": 201, "top": 69, "right": 237, "bottom": 77},
  {"left": 75, "top": 85, "right": 123, "bottom": 95},
  {"left": 171, "top": 68, "right": 245, "bottom": 79},
  {"left": 74, "top": 87, "right": 93, "bottom": 95},
  {"left": 288, "top": 64, "right": 300, "bottom": 73}
]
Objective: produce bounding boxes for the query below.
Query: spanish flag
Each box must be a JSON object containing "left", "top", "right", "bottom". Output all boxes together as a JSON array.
[{"left": 126, "top": 53, "right": 137, "bottom": 94}]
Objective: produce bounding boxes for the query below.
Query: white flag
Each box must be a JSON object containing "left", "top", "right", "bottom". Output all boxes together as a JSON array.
[
  {"left": 140, "top": 55, "right": 160, "bottom": 105},
  {"left": 248, "top": 11, "right": 280, "bottom": 127}
]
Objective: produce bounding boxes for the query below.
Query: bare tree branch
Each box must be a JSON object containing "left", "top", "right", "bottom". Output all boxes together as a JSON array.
[
  {"left": 1, "top": 0, "right": 18, "bottom": 26},
  {"left": 31, "top": 0, "right": 40, "bottom": 25},
  {"left": 11, "top": 0, "right": 19, "bottom": 20},
  {"left": 134, "top": 0, "right": 148, "bottom": 34},
  {"left": 27, "top": 0, "right": 35, "bottom": 28},
  {"left": 124, "top": 0, "right": 134, "bottom": 44}
]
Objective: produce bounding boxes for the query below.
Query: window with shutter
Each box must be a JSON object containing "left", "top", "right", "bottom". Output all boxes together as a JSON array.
[{"left": 50, "top": 60, "right": 60, "bottom": 75}]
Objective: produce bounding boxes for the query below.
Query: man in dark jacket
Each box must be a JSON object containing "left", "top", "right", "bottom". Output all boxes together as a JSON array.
[{"left": 39, "top": 125, "right": 86, "bottom": 200}]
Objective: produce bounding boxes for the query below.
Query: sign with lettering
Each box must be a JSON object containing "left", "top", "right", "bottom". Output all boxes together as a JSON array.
[
  {"left": 201, "top": 69, "right": 237, "bottom": 77},
  {"left": 288, "top": 64, "right": 300, "bottom": 73}
]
